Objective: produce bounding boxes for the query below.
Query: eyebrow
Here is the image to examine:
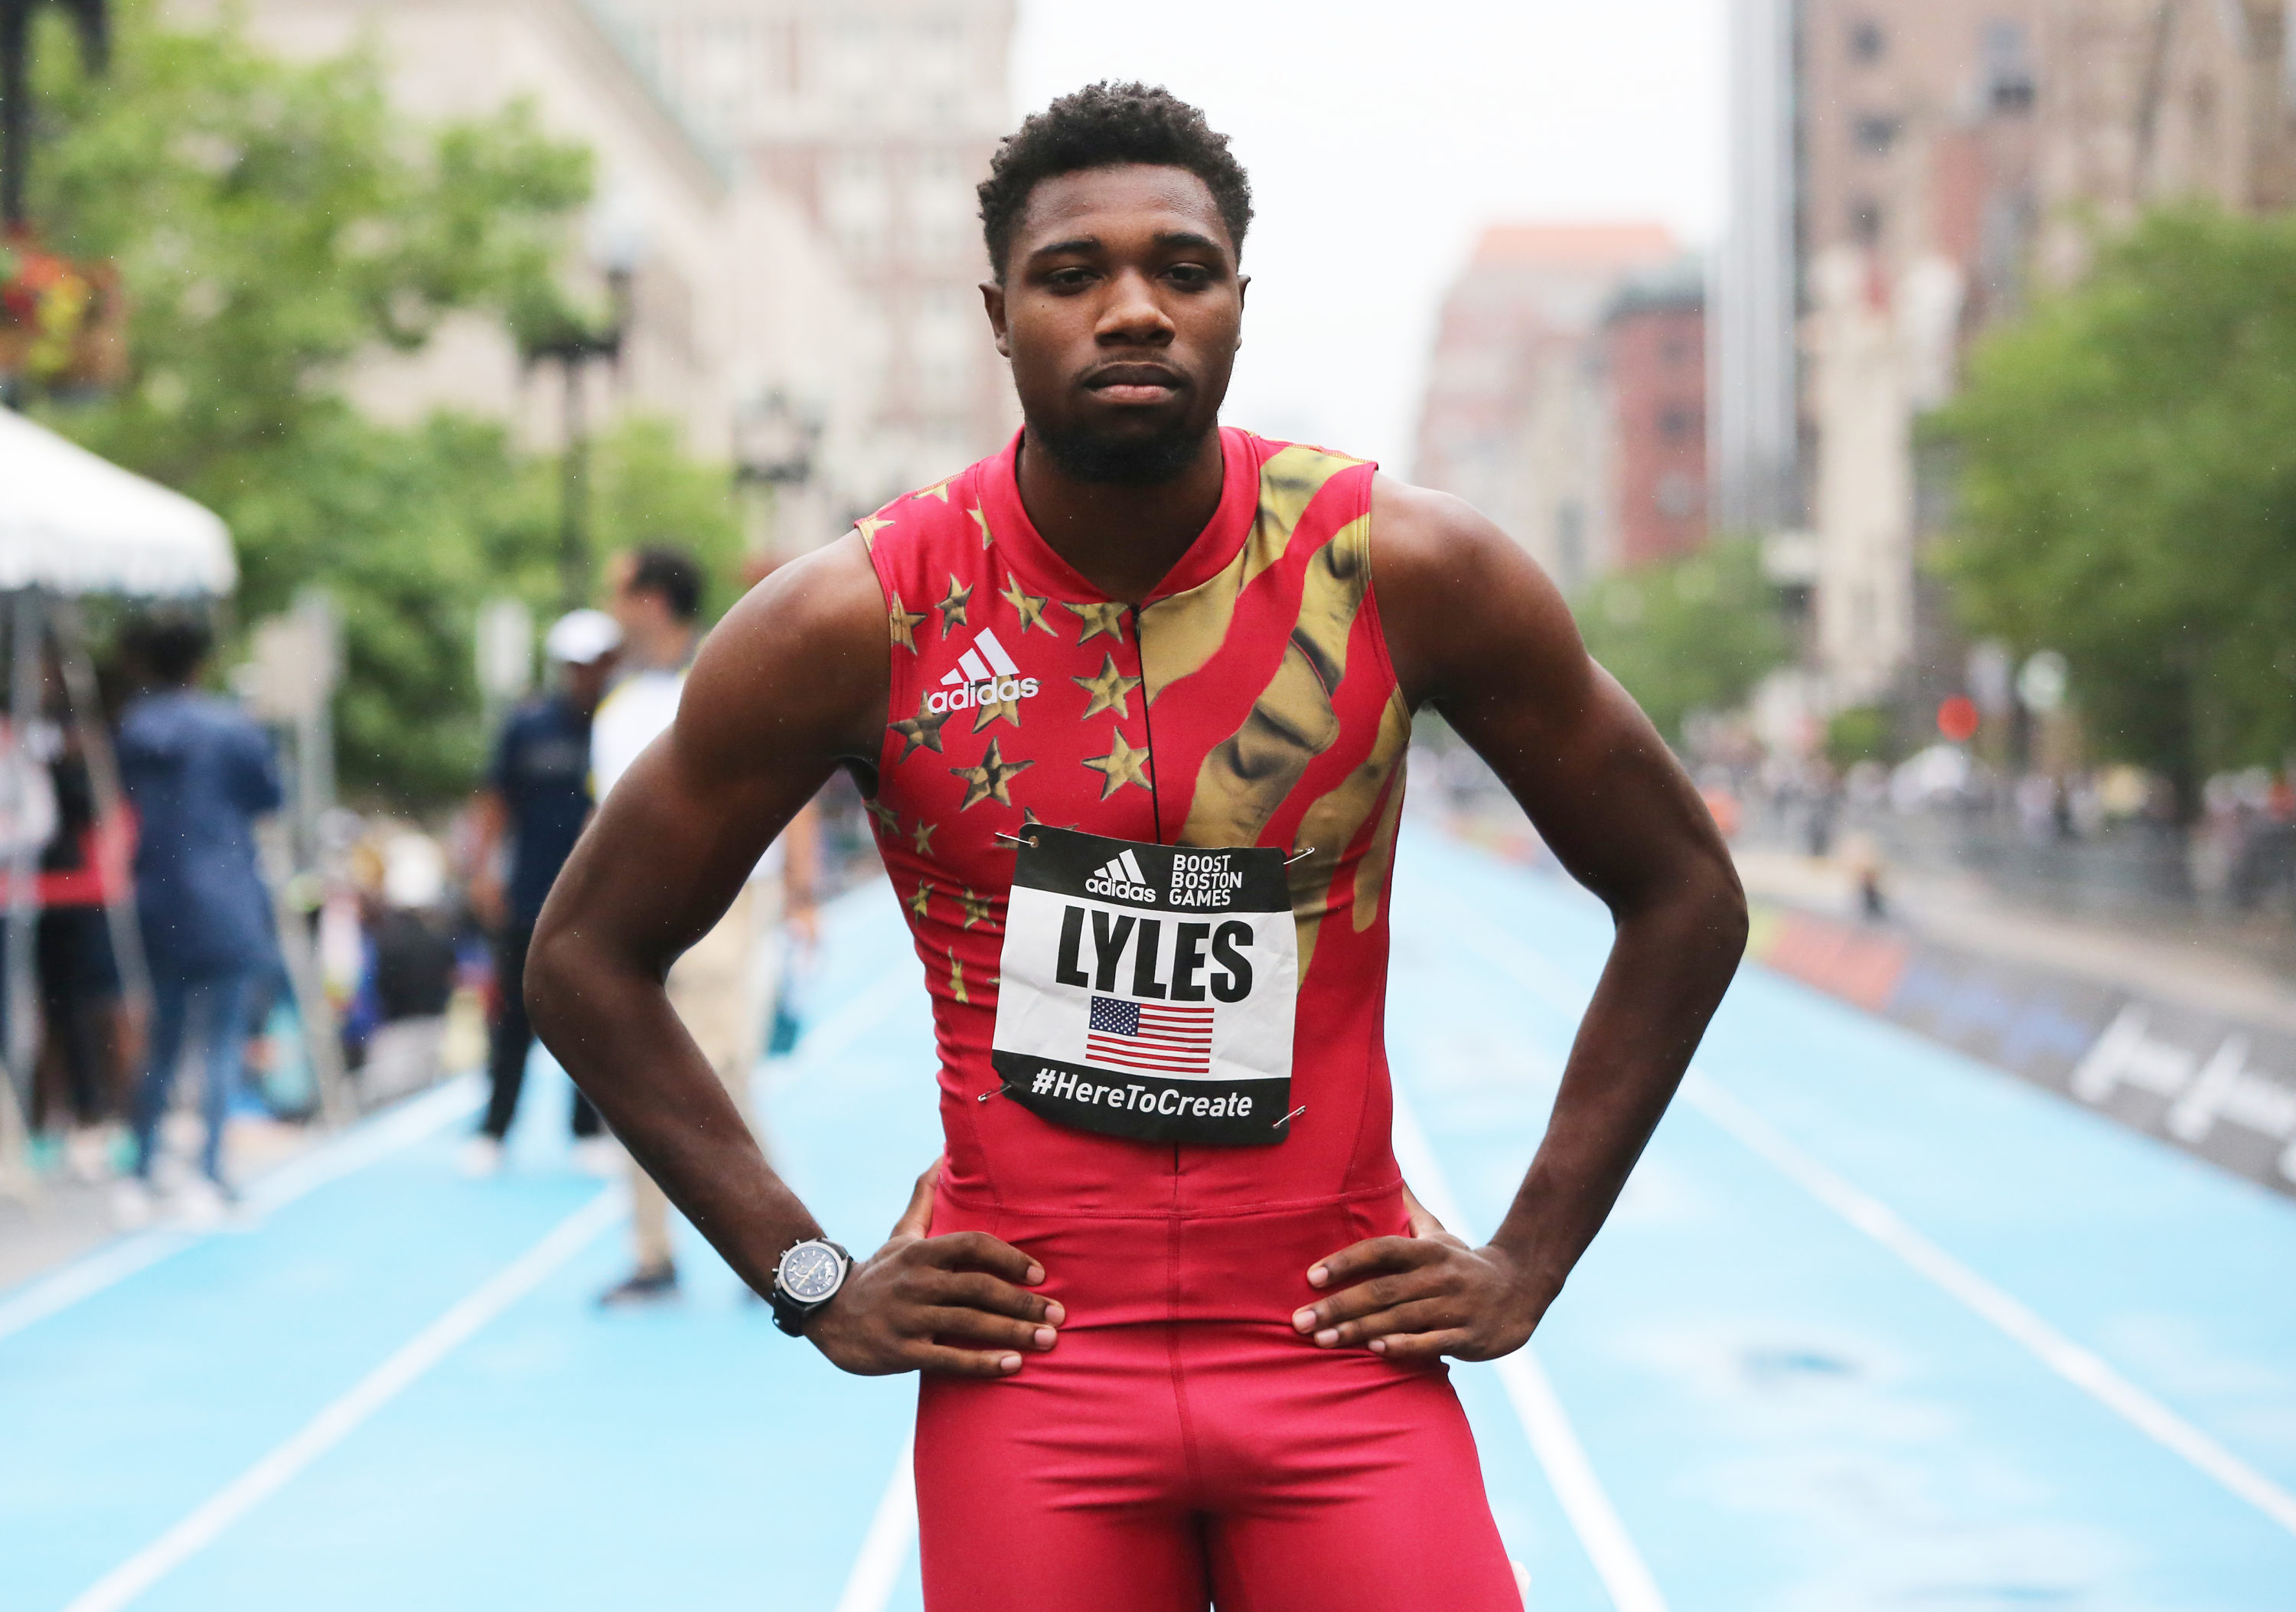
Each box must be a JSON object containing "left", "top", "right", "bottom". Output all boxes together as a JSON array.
[{"left": 1026, "top": 230, "right": 1229, "bottom": 265}]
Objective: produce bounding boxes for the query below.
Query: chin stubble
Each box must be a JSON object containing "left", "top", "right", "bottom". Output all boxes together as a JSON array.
[{"left": 1029, "top": 417, "right": 1208, "bottom": 488}]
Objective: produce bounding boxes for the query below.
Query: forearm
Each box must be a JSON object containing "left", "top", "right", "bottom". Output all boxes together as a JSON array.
[
  {"left": 1487, "top": 865, "right": 1746, "bottom": 1291},
  {"left": 527, "top": 932, "right": 822, "bottom": 1288}
]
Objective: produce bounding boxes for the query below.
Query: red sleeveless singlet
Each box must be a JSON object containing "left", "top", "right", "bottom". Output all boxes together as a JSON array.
[{"left": 860, "top": 426, "right": 1412, "bottom": 1235}]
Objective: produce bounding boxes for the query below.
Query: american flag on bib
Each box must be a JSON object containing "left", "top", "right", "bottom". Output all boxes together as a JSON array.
[{"left": 1087, "top": 996, "right": 1214, "bottom": 1076}]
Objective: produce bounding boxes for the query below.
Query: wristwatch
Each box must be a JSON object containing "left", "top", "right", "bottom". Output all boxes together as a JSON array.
[{"left": 768, "top": 1237, "right": 852, "bottom": 1336}]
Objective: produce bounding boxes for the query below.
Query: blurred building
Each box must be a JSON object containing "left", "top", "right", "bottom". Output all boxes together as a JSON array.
[
  {"left": 2033, "top": 0, "right": 2296, "bottom": 282},
  {"left": 1412, "top": 223, "right": 1678, "bottom": 592},
  {"left": 1602, "top": 259, "right": 1708, "bottom": 569},
  {"left": 1723, "top": 0, "right": 2296, "bottom": 722},
  {"left": 599, "top": 0, "right": 1019, "bottom": 523}
]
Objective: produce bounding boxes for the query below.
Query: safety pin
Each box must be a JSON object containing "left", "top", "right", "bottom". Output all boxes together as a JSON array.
[
  {"left": 1278, "top": 1105, "right": 1308, "bottom": 1127},
  {"left": 1283, "top": 845, "right": 1316, "bottom": 866},
  {"left": 993, "top": 830, "right": 1039, "bottom": 848}
]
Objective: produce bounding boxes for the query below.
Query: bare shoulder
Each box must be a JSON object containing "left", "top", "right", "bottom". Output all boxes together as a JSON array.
[
  {"left": 1366, "top": 472, "right": 1593, "bottom": 719},
  {"left": 679, "top": 531, "right": 889, "bottom": 778}
]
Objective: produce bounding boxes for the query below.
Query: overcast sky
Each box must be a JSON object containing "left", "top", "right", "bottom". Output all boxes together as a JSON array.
[{"left": 1012, "top": 0, "right": 1727, "bottom": 473}]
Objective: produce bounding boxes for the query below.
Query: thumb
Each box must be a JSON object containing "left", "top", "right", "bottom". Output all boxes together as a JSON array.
[
  {"left": 1401, "top": 1182, "right": 1449, "bottom": 1241},
  {"left": 890, "top": 1157, "right": 943, "bottom": 1240}
]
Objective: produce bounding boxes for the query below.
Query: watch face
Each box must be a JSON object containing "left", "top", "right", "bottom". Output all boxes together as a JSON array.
[{"left": 781, "top": 1242, "right": 843, "bottom": 1302}]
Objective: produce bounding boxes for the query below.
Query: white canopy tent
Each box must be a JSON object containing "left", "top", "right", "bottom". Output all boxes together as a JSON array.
[
  {"left": 0, "top": 406, "right": 244, "bottom": 1190},
  {"left": 0, "top": 405, "right": 236, "bottom": 596}
]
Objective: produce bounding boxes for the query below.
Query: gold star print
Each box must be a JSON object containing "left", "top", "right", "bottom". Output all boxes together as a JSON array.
[
  {"left": 959, "top": 887, "right": 993, "bottom": 929},
  {"left": 968, "top": 504, "right": 994, "bottom": 549},
  {"left": 887, "top": 693, "right": 951, "bottom": 762},
  {"left": 998, "top": 576, "right": 1053, "bottom": 636},
  {"left": 908, "top": 880, "right": 934, "bottom": 919},
  {"left": 914, "top": 476, "right": 954, "bottom": 504},
  {"left": 1083, "top": 729, "right": 1154, "bottom": 800},
  {"left": 865, "top": 798, "right": 899, "bottom": 834},
  {"left": 951, "top": 738, "right": 1034, "bottom": 811},
  {"left": 1063, "top": 599, "right": 1128, "bottom": 645},
  {"left": 1072, "top": 653, "right": 1143, "bottom": 720},
  {"left": 947, "top": 948, "right": 968, "bottom": 1004},
  {"left": 937, "top": 575, "right": 972, "bottom": 635},
  {"left": 910, "top": 819, "right": 938, "bottom": 856},
  {"left": 856, "top": 513, "right": 894, "bottom": 549},
  {"left": 887, "top": 596, "right": 926, "bottom": 654},
  {"left": 971, "top": 679, "right": 1023, "bottom": 733}
]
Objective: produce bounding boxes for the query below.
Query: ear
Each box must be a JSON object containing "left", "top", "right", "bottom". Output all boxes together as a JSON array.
[{"left": 981, "top": 279, "right": 1011, "bottom": 358}]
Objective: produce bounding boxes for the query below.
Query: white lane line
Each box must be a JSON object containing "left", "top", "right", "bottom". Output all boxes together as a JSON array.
[
  {"left": 830, "top": 1431, "right": 918, "bottom": 1612},
  {"left": 1427, "top": 870, "right": 2296, "bottom": 1539},
  {"left": 1684, "top": 1074, "right": 2296, "bottom": 1539},
  {"left": 60, "top": 1186, "right": 626, "bottom": 1612},
  {"left": 0, "top": 1075, "right": 481, "bottom": 1348},
  {"left": 1390, "top": 1089, "right": 1670, "bottom": 1612}
]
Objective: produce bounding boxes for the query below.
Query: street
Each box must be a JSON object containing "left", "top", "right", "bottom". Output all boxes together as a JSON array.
[{"left": 6, "top": 823, "right": 2293, "bottom": 1612}]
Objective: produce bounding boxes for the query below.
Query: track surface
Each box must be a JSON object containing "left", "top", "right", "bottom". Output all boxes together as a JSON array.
[{"left": 6, "top": 826, "right": 2294, "bottom": 1611}]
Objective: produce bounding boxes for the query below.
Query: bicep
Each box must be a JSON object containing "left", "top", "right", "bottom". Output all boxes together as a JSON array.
[
  {"left": 1376, "top": 483, "right": 1722, "bottom": 914},
  {"left": 538, "top": 539, "right": 885, "bottom": 965}
]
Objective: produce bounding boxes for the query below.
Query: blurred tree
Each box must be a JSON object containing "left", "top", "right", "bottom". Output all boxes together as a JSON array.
[
  {"left": 20, "top": 1, "right": 745, "bottom": 801},
  {"left": 1573, "top": 537, "right": 1791, "bottom": 749},
  {"left": 1935, "top": 205, "right": 2296, "bottom": 817}
]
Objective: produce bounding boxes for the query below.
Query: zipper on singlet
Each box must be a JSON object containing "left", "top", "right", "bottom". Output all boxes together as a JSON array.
[{"left": 1130, "top": 605, "right": 1163, "bottom": 844}]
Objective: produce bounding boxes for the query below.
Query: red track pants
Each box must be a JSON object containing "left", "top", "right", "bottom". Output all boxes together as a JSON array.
[{"left": 915, "top": 1195, "right": 1522, "bottom": 1611}]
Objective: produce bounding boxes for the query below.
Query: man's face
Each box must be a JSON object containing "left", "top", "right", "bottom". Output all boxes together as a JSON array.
[
  {"left": 562, "top": 653, "right": 617, "bottom": 713},
  {"left": 983, "top": 164, "right": 1245, "bottom": 485},
  {"left": 612, "top": 582, "right": 672, "bottom": 642}
]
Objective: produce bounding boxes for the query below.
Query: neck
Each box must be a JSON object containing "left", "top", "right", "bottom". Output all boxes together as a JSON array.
[
  {"left": 1013, "top": 426, "right": 1225, "bottom": 602},
  {"left": 636, "top": 628, "right": 695, "bottom": 671}
]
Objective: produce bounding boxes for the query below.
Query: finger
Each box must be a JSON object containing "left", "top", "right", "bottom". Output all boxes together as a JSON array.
[
  {"left": 916, "top": 1229, "right": 1045, "bottom": 1287},
  {"left": 1400, "top": 1183, "right": 1449, "bottom": 1240},
  {"left": 921, "top": 1268, "right": 1065, "bottom": 1326},
  {"left": 1367, "top": 1327, "right": 1476, "bottom": 1363},
  {"left": 917, "top": 1305, "right": 1059, "bottom": 1352},
  {"left": 1305, "top": 1235, "right": 1440, "bottom": 1292},
  {"left": 908, "top": 1341, "right": 1029, "bottom": 1377},
  {"left": 889, "top": 1159, "right": 942, "bottom": 1240},
  {"left": 1291, "top": 1264, "right": 1453, "bottom": 1335},
  {"left": 1311, "top": 1296, "right": 1464, "bottom": 1349}
]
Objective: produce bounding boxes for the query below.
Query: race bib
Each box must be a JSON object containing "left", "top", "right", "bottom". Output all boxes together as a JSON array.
[{"left": 990, "top": 826, "right": 1297, "bottom": 1146}]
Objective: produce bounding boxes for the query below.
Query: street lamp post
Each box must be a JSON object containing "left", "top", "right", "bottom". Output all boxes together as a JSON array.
[
  {"left": 0, "top": 0, "right": 106, "bottom": 230},
  {"left": 521, "top": 266, "right": 630, "bottom": 614},
  {"left": 732, "top": 390, "right": 823, "bottom": 563}
]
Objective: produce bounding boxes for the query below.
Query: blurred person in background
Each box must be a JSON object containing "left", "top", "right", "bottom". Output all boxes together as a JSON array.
[
  {"left": 461, "top": 608, "right": 623, "bottom": 1176},
  {"left": 34, "top": 717, "right": 132, "bottom": 1177},
  {"left": 113, "top": 615, "right": 282, "bottom": 1225},
  {"left": 589, "top": 547, "right": 817, "bottom": 1307}
]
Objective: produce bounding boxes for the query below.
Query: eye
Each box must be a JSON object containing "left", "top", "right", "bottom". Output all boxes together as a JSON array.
[
  {"left": 1166, "top": 263, "right": 1212, "bottom": 288},
  {"left": 1045, "top": 266, "right": 1097, "bottom": 291}
]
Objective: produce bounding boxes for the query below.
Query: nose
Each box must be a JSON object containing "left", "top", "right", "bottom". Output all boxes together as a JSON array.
[{"left": 1095, "top": 267, "right": 1175, "bottom": 347}]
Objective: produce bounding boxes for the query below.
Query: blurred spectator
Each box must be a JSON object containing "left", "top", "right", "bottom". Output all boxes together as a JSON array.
[
  {"left": 113, "top": 615, "right": 282, "bottom": 1224},
  {"left": 461, "top": 608, "right": 621, "bottom": 1176},
  {"left": 591, "top": 547, "right": 817, "bottom": 1306},
  {"left": 33, "top": 727, "right": 132, "bottom": 1173}
]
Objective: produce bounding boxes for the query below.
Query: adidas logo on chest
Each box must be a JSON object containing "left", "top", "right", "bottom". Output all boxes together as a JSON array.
[{"left": 928, "top": 628, "right": 1042, "bottom": 713}]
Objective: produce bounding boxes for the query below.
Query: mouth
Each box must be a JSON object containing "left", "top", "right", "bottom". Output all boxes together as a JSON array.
[{"left": 1082, "top": 363, "right": 1187, "bottom": 406}]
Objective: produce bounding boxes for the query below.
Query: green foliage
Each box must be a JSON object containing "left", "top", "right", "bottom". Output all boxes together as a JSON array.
[
  {"left": 1826, "top": 704, "right": 1895, "bottom": 769},
  {"left": 16, "top": 2, "right": 745, "bottom": 803},
  {"left": 1573, "top": 538, "right": 1792, "bottom": 748},
  {"left": 1932, "top": 205, "right": 2296, "bottom": 808}
]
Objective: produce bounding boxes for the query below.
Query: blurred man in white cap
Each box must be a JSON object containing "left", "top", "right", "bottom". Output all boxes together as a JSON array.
[
  {"left": 462, "top": 607, "right": 622, "bottom": 1176},
  {"left": 589, "top": 547, "right": 817, "bottom": 1306}
]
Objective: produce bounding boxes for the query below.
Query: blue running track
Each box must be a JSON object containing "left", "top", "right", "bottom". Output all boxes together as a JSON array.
[{"left": 5, "top": 825, "right": 2293, "bottom": 1611}]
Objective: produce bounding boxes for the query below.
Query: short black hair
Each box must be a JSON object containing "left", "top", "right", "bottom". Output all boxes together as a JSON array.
[
  {"left": 126, "top": 613, "right": 213, "bottom": 687},
  {"left": 978, "top": 82, "right": 1252, "bottom": 280},
  {"left": 624, "top": 546, "right": 703, "bottom": 623}
]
